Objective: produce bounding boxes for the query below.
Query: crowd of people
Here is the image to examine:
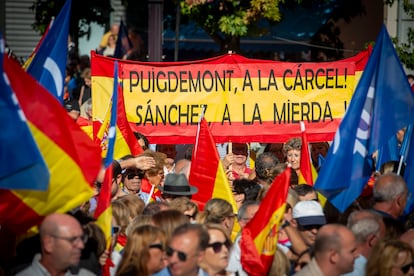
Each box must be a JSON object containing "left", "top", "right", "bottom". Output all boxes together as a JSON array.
[
  {"left": 2, "top": 131, "right": 414, "bottom": 276},
  {"left": 3, "top": 25, "right": 414, "bottom": 276}
]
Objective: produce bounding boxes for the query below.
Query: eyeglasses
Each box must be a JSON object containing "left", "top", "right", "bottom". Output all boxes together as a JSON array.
[
  {"left": 207, "top": 240, "right": 231, "bottom": 253},
  {"left": 126, "top": 170, "right": 144, "bottom": 179},
  {"left": 166, "top": 246, "right": 188, "bottom": 262},
  {"left": 112, "top": 226, "right": 121, "bottom": 235},
  {"left": 149, "top": 243, "right": 164, "bottom": 251},
  {"left": 50, "top": 233, "right": 88, "bottom": 245},
  {"left": 400, "top": 262, "right": 414, "bottom": 273}
]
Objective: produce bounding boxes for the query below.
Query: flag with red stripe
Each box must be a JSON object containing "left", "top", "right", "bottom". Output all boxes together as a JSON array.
[
  {"left": 0, "top": 43, "right": 101, "bottom": 235},
  {"left": 299, "top": 121, "right": 314, "bottom": 185},
  {"left": 240, "top": 167, "right": 291, "bottom": 276},
  {"left": 189, "top": 116, "right": 237, "bottom": 212}
]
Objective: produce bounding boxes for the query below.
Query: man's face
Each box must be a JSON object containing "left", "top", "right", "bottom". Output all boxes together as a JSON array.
[
  {"left": 123, "top": 169, "right": 142, "bottom": 193},
  {"left": 297, "top": 223, "right": 322, "bottom": 247},
  {"left": 167, "top": 231, "right": 204, "bottom": 276},
  {"left": 337, "top": 229, "right": 358, "bottom": 274},
  {"left": 48, "top": 221, "right": 85, "bottom": 269},
  {"left": 239, "top": 204, "right": 259, "bottom": 229}
]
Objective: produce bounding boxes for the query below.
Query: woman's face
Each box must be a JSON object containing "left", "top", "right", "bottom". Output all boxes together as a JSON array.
[
  {"left": 286, "top": 149, "right": 301, "bottom": 170},
  {"left": 146, "top": 170, "right": 165, "bottom": 186},
  {"left": 147, "top": 238, "right": 167, "bottom": 274},
  {"left": 391, "top": 251, "right": 414, "bottom": 276},
  {"left": 203, "top": 229, "right": 230, "bottom": 273}
]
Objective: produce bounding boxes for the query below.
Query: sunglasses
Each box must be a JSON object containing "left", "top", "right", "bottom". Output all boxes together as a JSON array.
[
  {"left": 166, "top": 246, "right": 188, "bottom": 262},
  {"left": 401, "top": 262, "right": 414, "bottom": 274},
  {"left": 207, "top": 240, "right": 231, "bottom": 253},
  {"left": 149, "top": 243, "right": 164, "bottom": 251},
  {"left": 298, "top": 224, "right": 322, "bottom": 231},
  {"left": 185, "top": 213, "right": 197, "bottom": 220},
  {"left": 126, "top": 170, "right": 144, "bottom": 179}
]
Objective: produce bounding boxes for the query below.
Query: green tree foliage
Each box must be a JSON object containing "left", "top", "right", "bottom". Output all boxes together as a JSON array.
[
  {"left": 179, "top": 0, "right": 286, "bottom": 52},
  {"left": 385, "top": 0, "right": 414, "bottom": 70},
  {"left": 31, "top": 0, "right": 112, "bottom": 46}
]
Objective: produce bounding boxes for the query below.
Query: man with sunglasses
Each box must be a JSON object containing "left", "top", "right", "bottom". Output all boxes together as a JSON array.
[
  {"left": 291, "top": 200, "right": 326, "bottom": 248},
  {"left": 120, "top": 168, "right": 145, "bottom": 196},
  {"left": 16, "top": 213, "right": 94, "bottom": 276},
  {"left": 155, "top": 223, "right": 209, "bottom": 276}
]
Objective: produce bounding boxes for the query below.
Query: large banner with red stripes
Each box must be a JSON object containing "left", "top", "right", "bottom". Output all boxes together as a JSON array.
[{"left": 91, "top": 50, "right": 369, "bottom": 144}]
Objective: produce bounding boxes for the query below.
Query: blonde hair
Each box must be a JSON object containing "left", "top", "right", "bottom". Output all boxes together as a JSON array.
[
  {"left": 197, "top": 198, "right": 234, "bottom": 224},
  {"left": 112, "top": 200, "right": 130, "bottom": 235},
  {"left": 366, "top": 239, "right": 414, "bottom": 276},
  {"left": 169, "top": 197, "right": 199, "bottom": 215},
  {"left": 116, "top": 225, "right": 166, "bottom": 276},
  {"left": 118, "top": 194, "right": 145, "bottom": 220}
]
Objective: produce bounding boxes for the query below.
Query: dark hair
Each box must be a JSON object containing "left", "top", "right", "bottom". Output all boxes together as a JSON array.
[
  {"left": 133, "top": 132, "right": 149, "bottom": 150},
  {"left": 293, "top": 184, "right": 316, "bottom": 197},
  {"left": 112, "top": 160, "right": 122, "bottom": 178},
  {"left": 255, "top": 152, "right": 280, "bottom": 181},
  {"left": 232, "top": 179, "right": 261, "bottom": 201}
]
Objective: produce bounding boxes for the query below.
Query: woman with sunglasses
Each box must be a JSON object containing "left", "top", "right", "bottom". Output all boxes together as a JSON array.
[
  {"left": 366, "top": 239, "right": 414, "bottom": 276},
  {"left": 200, "top": 224, "right": 233, "bottom": 276},
  {"left": 116, "top": 225, "right": 167, "bottom": 276}
]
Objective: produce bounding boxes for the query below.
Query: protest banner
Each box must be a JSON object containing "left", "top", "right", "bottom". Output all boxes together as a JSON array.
[{"left": 91, "top": 50, "right": 369, "bottom": 143}]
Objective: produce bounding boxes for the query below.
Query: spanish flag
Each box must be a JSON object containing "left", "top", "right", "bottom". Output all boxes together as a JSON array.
[
  {"left": 93, "top": 66, "right": 143, "bottom": 159},
  {"left": 189, "top": 117, "right": 238, "bottom": 212},
  {"left": 240, "top": 167, "right": 290, "bottom": 276},
  {"left": 0, "top": 42, "right": 101, "bottom": 235},
  {"left": 299, "top": 121, "right": 315, "bottom": 185}
]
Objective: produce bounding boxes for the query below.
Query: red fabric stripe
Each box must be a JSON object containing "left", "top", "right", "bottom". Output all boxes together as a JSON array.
[
  {"left": 117, "top": 84, "right": 143, "bottom": 155},
  {"left": 129, "top": 119, "right": 341, "bottom": 144},
  {"left": 94, "top": 164, "right": 113, "bottom": 218},
  {"left": 0, "top": 190, "right": 42, "bottom": 235},
  {"left": 300, "top": 125, "right": 314, "bottom": 185},
  {"left": 6, "top": 58, "right": 101, "bottom": 185},
  {"left": 189, "top": 118, "right": 219, "bottom": 208},
  {"left": 240, "top": 167, "right": 291, "bottom": 275}
]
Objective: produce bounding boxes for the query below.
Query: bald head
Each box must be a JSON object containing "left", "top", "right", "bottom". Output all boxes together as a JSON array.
[
  {"left": 40, "top": 213, "right": 81, "bottom": 237},
  {"left": 314, "top": 224, "right": 349, "bottom": 255}
]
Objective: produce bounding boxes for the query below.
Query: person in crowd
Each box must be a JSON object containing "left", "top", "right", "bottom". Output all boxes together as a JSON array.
[
  {"left": 160, "top": 173, "right": 198, "bottom": 202},
  {"left": 222, "top": 143, "right": 251, "bottom": 181},
  {"left": 98, "top": 24, "right": 119, "bottom": 52},
  {"left": 283, "top": 137, "right": 301, "bottom": 185},
  {"left": 116, "top": 225, "right": 167, "bottom": 276},
  {"left": 174, "top": 158, "right": 191, "bottom": 179},
  {"left": 133, "top": 131, "right": 150, "bottom": 151},
  {"left": 142, "top": 201, "right": 170, "bottom": 216},
  {"left": 256, "top": 162, "right": 287, "bottom": 200},
  {"left": 112, "top": 200, "right": 131, "bottom": 254},
  {"left": 64, "top": 99, "right": 81, "bottom": 121},
  {"left": 156, "top": 144, "right": 178, "bottom": 175},
  {"left": 372, "top": 172, "right": 409, "bottom": 239},
  {"left": 291, "top": 200, "right": 326, "bottom": 248},
  {"left": 310, "top": 142, "right": 329, "bottom": 171},
  {"left": 151, "top": 209, "right": 189, "bottom": 242},
  {"left": 79, "top": 221, "right": 106, "bottom": 275},
  {"left": 231, "top": 178, "right": 261, "bottom": 210},
  {"left": 295, "top": 224, "right": 358, "bottom": 276},
  {"left": 100, "top": 34, "right": 116, "bottom": 57},
  {"left": 78, "top": 68, "right": 91, "bottom": 108},
  {"left": 118, "top": 194, "right": 145, "bottom": 221},
  {"left": 268, "top": 249, "right": 291, "bottom": 276},
  {"left": 366, "top": 239, "right": 414, "bottom": 276},
  {"left": 118, "top": 167, "right": 144, "bottom": 197},
  {"left": 227, "top": 201, "right": 260, "bottom": 276},
  {"left": 401, "top": 228, "right": 414, "bottom": 251},
  {"left": 294, "top": 184, "right": 319, "bottom": 202},
  {"left": 342, "top": 210, "right": 384, "bottom": 276},
  {"left": 16, "top": 213, "right": 93, "bottom": 276},
  {"left": 200, "top": 224, "right": 232, "bottom": 276},
  {"left": 197, "top": 198, "right": 236, "bottom": 238},
  {"left": 156, "top": 223, "right": 210, "bottom": 276},
  {"left": 169, "top": 197, "right": 199, "bottom": 223},
  {"left": 263, "top": 142, "right": 285, "bottom": 163},
  {"left": 126, "top": 214, "right": 153, "bottom": 236},
  {"left": 139, "top": 150, "right": 167, "bottom": 203}
]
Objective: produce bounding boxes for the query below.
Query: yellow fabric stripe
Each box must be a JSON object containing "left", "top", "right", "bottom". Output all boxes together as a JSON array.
[
  {"left": 12, "top": 123, "right": 94, "bottom": 215},
  {"left": 95, "top": 206, "right": 112, "bottom": 249}
]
